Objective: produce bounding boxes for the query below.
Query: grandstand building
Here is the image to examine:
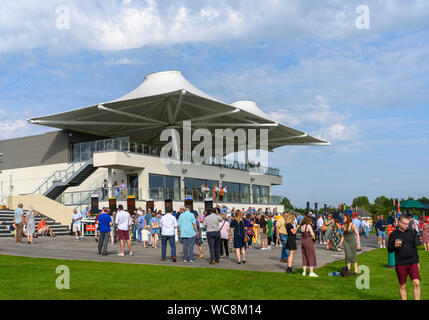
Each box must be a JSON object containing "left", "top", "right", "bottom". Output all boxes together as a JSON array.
[{"left": 0, "top": 71, "right": 328, "bottom": 224}]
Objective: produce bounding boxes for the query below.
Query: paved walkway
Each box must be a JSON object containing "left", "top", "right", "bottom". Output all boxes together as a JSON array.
[{"left": 0, "top": 234, "right": 379, "bottom": 273}]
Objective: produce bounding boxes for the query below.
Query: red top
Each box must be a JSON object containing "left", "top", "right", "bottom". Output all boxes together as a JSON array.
[{"left": 37, "top": 220, "right": 45, "bottom": 232}]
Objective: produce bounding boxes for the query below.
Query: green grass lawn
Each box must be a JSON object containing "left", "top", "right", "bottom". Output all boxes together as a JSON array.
[{"left": 0, "top": 247, "right": 428, "bottom": 300}]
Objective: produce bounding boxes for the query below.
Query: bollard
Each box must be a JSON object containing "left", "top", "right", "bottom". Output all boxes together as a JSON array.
[
  {"left": 387, "top": 225, "right": 395, "bottom": 268},
  {"left": 388, "top": 251, "right": 395, "bottom": 268}
]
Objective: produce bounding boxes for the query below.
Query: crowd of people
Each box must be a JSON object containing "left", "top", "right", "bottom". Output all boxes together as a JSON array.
[
  {"left": 74, "top": 204, "right": 374, "bottom": 279},
  {"left": 7, "top": 201, "right": 429, "bottom": 300},
  {"left": 10, "top": 203, "right": 56, "bottom": 244}
]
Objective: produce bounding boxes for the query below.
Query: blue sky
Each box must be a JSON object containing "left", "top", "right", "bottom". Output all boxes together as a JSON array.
[{"left": 0, "top": 0, "right": 428, "bottom": 208}]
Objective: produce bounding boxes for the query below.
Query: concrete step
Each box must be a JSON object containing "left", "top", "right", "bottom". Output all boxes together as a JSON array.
[
  {"left": 0, "top": 218, "right": 58, "bottom": 225},
  {"left": 0, "top": 209, "right": 70, "bottom": 236},
  {"left": 0, "top": 225, "right": 69, "bottom": 231},
  {"left": 0, "top": 230, "right": 71, "bottom": 237}
]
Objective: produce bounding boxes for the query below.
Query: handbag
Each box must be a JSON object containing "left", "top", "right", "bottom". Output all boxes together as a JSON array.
[
  {"left": 242, "top": 221, "right": 250, "bottom": 243},
  {"left": 322, "top": 224, "right": 328, "bottom": 232}
]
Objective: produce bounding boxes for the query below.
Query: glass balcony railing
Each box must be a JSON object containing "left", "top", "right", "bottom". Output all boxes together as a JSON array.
[
  {"left": 71, "top": 138, "right": 281, "bottom": 176},
  {"left": 59, "top": 187, "right": 283, "bottom": 206}
]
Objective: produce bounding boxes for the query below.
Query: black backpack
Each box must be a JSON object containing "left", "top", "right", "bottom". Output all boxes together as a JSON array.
[{"left": 340, "top": 266, "right": 351, "bottom": 278}]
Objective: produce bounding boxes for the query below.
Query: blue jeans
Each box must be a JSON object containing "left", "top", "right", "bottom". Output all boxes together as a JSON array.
[
  {"left": 279, "top": 234, "right": 290, "bottom": 260},
  {"left": 364, "top": 227, "right": 370, "bottom": 238},
  {"left": 161, "top": 235, "right": 176, "bottom": 259},
  {"left": 136, "top": 225, "right": 143, "bottom": 242},
  {"left": 131, "top": 223, "right": 137, "bottom": 239},
  {"left": 182, "top": 236, "right": 196, "bottom": 262}
]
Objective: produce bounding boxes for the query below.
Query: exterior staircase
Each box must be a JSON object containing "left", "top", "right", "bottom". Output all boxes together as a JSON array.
[
  {"left": 0, "top": 209, "right": 70, "bottom": 237},
  {"left": 33, "top": 158, "right": 97, "bottom": 200}
]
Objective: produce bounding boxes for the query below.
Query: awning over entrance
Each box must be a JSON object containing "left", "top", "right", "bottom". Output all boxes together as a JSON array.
[{"left": 28, "top": 70, "right": 329, "bottom": 153}]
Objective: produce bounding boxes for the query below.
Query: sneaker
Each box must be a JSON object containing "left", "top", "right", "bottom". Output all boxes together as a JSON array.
[
  {"left": 117, "top": 253, "right": 124, "bottom": 256},
  {"left": 268, "top": 246, "right": 271, "bottom": 250},
  {"left": 129, "top": 252, "right": 134, "bottom": 256},
  {"left": 302, "top": 272, "right": 306, "bottom": 276},
  {"left": 260, "top": 248, "right": 266, "bottom": 251},
  {"left": 189, "top": 260, "right": 194, "bottom": 263},
  {"left": 184, "top": 260, "right": 187, "bottom": 263},
  {"left": 309, "top": 272, "right": 319, "bottom": 277}
]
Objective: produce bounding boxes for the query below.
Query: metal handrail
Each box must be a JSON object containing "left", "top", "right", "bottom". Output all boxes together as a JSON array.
[
  {"left": 33, "top": 157, "right": 93, "bottom": 195},
  {"left": 72, "top": 138, "right": 281, "bottom": 176},
  {"left": 73, "top": 188, "right": 102, "bottom": 212}
]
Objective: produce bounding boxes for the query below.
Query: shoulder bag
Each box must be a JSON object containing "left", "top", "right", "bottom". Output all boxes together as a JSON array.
[{"left": 242, "top": 220, "right": 250, "bottom": 243}]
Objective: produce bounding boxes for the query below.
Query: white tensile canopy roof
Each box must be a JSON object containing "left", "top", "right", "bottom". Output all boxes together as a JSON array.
[{"left": 28, "top": 70, "right": 329, "bottom": 153}]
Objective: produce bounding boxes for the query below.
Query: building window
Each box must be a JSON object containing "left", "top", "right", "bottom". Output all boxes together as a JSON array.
[
  {"left": 149, "top": 174, "right": 180, "bottom": 200},
  {"left": 184, "top": 178, "right": 219, "bottom": 201}
]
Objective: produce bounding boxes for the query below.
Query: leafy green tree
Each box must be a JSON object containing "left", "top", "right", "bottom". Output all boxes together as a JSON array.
[
  {"left": 352, "top": 196, "right": 370, "bottom": 208},
  {"left": 418, "top": 197, "right": 429, "bottom": 204},
  {"left": 281, "top": 197, "right": 294, "bottom": 210}
]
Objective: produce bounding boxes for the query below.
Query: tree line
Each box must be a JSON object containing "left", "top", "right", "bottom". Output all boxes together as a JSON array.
[{"left": 280, "top": 196, "right": 429, "bottom": 216}]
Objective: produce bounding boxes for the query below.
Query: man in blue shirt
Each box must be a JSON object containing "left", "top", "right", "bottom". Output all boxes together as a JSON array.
[
  {"left": 296, "top": 213, "right": 304, "bottom": 225},
  {"left": 388, "top": 211, "right": 395, "bottom": 225},
  {"left": 97, "top": 210, "right": 112, "bottom": 255},
  {"left": 177, "top": 206, "right": 199, "bottom": 263},
  {"left": 136, "top": 211, "right": 145, "bottom": 243},
  {"left": 14, "top": 204, "right": 24, "bottom": 243},
  {"left": 376, "top": 215, "right": 388, "bottom": 248},
  {"left": 81, "top": 207, "right": 89, "bottom": 219},
  {"left": 353, "top": 216, "right": 362, "bottom": 235}
]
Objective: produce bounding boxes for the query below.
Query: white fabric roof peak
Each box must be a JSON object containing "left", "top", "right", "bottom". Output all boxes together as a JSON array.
[{"left": 114, "top": 70, "right": 220, "bottom": 103}]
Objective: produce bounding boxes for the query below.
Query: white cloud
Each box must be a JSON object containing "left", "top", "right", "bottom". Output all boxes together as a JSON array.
[
  {"left": 1, "top": 0, "right": 429, "bottom": 52},
  {"left": 268, "top": 95, "right": 350, "bottom": 127},
  {"left": 104, "top": 57, "right": 142, "bottom": 66},
  {"left": 316, "top": 123, "right": 358, "bottom": 142},
  {"left": 0, "top": 119, "right": 27, "bottom": 139}
]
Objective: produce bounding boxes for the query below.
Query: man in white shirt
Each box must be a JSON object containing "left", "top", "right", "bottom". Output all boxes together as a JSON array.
[
  {"left": 115, "top": 204, "right": 134, "bottom": 256},
  {"left": 72, "top": 208, "right": 83, "bottom": 240},
  {"left": 317, "top": 216, "right": 326, "bottom": 244},
  {"left": 160, "top": 210, "right": 178, "bottom": 262}
]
